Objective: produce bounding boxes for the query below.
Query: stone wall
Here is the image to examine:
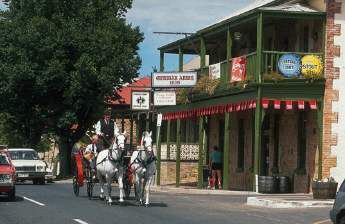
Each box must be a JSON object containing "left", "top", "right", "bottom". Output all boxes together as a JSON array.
[{"left": 160, "top": 161, "right": 198, "bottom": 186}]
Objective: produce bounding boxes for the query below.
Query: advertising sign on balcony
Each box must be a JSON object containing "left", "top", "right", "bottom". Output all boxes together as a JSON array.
[
  {"left": 230, "top": 57, "right": 246, "bottom": 83},
  {"left": 154, "top": 91, "right": 176, "bottom": 106},
  {"left": 131, "top": 91, "right": 150, "bottom": 110},
  {"left": 301, "top": 55, "right": 323, "bottom": 78},
  {"left": 209, "top": 63, "right": 221, "bottom": 79},
  {"left": 278, "top": 54, "right": 301, "bottom": 77},
  {"left": 152, "top": 72, "right": 197, "bottom": 88}
]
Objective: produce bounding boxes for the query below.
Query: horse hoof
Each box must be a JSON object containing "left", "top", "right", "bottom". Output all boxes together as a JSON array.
[
  {"left": 107, "top": 201, "right": 112, "bottom": 206},
  {"left": 145, "top": 203, "right": 150, "bottom": 208},
  {"left": 119, "top": 199, "right": 124, "bottom": 203}
]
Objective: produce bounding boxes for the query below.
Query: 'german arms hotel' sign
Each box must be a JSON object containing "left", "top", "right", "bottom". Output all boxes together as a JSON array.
[{"left": 152, "top": 72, "right": 197, "bottom": 88}]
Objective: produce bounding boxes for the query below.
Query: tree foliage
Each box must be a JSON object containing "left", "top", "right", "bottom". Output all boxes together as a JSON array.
[{"left": 0, "top": 0, "right": 143, "bottom": 176}]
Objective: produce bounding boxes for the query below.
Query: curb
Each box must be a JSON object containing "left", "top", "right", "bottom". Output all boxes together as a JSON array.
[
  {"left": 151, "top": 186, "right": 258, "bottom": 196},
  {"left": 247, "top": 196, "right": 334, "bottom": 208}
]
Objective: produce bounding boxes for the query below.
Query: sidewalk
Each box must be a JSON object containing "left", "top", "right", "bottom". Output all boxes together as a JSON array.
[{"left": 247, "top": 194, "right": 334, "bottom": 208}]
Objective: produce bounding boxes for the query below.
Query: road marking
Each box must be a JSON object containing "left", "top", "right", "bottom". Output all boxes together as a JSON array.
[
  {"left": 23, "top": 196, "right": 45, "bottom": 206},
  {"left": 313, "top": 219, "right": 331, "bottom": 224},
  {"left": 73, "top": 219, "right": 89, "bottom": 224}
]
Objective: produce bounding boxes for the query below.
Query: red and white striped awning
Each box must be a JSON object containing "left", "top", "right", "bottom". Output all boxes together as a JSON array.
[{"left": 162, "top": 99, "right": 317, "bottom": 120}]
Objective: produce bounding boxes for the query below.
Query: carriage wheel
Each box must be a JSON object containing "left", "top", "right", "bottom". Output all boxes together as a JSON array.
[
  {"left": 123, "top": 177, "right": 131, "bottom": 199},
  {"left": 72, "top": 176, "right": 79, "bottom": 197},
  {"left": 86, "top": 169, "right": 93, "bottom": 200}
]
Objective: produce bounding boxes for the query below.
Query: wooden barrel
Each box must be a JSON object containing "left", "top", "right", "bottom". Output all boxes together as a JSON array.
[
  {"left": 258, "top": 176, "right": 279, "bottom": 193},
  {"left": 279, "top": 176, "right": 290, "bottom": 193}
]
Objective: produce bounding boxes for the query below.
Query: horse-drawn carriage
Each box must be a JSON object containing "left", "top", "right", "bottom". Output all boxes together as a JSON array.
[
  {"left": 72, "top": 150, "right": 134, "bottom": 199},
  {"left": 72, "top": 131, "right": 155, "bottom": 206}
]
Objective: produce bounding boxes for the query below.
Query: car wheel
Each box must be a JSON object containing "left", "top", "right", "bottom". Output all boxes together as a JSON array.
[
  {"left": 8, "top": 187, "right": 15, "bottom": 201},
  {"left": 339, "top": 215, "right": 345, "bottom": 224}
]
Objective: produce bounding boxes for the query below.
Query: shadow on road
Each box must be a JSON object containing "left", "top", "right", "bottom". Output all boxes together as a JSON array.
[
  {"left": 0, "top": 195, "right": 24, "bottom": 203},
  {"left": 78, "top": 195, "right": 168, "bottom": 207}
]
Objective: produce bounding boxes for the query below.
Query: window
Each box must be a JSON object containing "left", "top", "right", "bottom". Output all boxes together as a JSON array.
[
  {"left": 0, "top": 154, "right": 9, "bottom": 165},
  {"left": 237, "top": 119, "right": 245, "bottom": 170},
  {"left": 9, "top": 151, "right": 39, "bottom": 160}
]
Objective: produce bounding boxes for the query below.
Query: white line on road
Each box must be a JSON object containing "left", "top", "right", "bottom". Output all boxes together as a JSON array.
[
  {"left": 23, "top": 196, "right": 45, "bottom": 206},
  {"left": 313, "top": 219, "right": 331, "bottom": 224},
  {"left": 73, "top": 219, "right": 89, "bottom": 224}
]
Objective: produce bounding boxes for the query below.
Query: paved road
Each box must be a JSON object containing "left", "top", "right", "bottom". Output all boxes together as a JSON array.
[{"left": 0, "top": 182, "right": 332, "bottom": 224}]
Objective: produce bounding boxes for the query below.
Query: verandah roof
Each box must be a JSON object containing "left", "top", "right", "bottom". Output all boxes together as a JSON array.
[{"left": 158, "top": 1, "right": 325, "bottom": 54}]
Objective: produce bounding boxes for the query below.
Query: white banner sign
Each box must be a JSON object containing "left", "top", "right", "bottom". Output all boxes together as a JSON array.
[
  {"left": 154, "top": 91, "right": 176, "bottom": 106},
  {"left": 152, "top": 72, "right": 197, "bottom": 88},
  {"left": 131, "top": 91, "right": 150, "bottom": 110},
  {"left": 209, "top": 63, "right": 221, "bottom": 79}
]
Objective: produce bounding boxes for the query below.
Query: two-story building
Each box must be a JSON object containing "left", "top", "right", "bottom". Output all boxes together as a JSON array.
[{"left": 154, "top": 0, "right": 344, "bottom": 193}]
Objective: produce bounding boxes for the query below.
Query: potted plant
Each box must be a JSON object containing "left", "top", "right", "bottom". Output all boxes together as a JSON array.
[{"left": 312, "top": 177, "right": 338, "bottom": 199}]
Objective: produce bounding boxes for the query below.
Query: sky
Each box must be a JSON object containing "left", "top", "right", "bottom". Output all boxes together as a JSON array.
[{"left": 0, "top": 0, "right": 253, "bottom": 76}]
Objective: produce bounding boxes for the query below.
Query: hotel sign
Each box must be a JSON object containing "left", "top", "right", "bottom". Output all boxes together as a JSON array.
[{"left": 152, "top": 72, "right": 197, "bottom": 88}]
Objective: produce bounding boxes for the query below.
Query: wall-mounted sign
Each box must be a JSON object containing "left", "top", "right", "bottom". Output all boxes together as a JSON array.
[
  {"left": 154, "top": 91, "right": 176, "bottom": 106},
  {"left": 131, "top": 91, "right": 150, "bottom": 110},
  {"left": 152, "top": 72, "right": 197, "bottom": 88},
  {"left": 301, "top": 55, "right": 323, "bottom": 77},
  {"left": 230, "top": 57, "right": 246, "bottom": 83},
  {"left": 278, "top": 54, "right": 301, "bottom": 77},
  {"left": 209, "top": 63, "right": 221, "bottom": 79}
]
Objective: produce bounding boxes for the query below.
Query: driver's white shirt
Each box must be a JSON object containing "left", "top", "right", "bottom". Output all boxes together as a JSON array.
[
  {"left": 95, "top": 120, "right": 119, "bottom": 136},
  {"left": 85, "top": 144, "right": 98, "bottom": 156}
]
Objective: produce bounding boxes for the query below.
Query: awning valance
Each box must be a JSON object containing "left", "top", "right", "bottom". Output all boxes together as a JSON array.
[{"left": 162, "top": 99, "right": 318, "bottom": 120}]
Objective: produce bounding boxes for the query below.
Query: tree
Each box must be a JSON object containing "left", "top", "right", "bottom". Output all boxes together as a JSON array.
[{"left": 0, "top": 0, "right": 143, "bottom": 176}]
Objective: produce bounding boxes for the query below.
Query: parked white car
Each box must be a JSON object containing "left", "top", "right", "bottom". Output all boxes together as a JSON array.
[{"left": 8, "top": 148, "right": 47, "bottom": 185}]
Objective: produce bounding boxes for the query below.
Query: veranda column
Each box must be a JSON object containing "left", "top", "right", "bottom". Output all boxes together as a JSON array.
[
  {"left": 179, "top": 46, "right": 183, "bottom": 72},
  {"left": 130, "top": 114, "right": 134, "bottom": 150},
  {"left": 166, "top": 120, "right": 171, "bottom": 160},
  {"left": 156, "top": 51, "right": 165, "bottom": 185},
  {"left": 200, "top": 37, "right": 206, "bottom": 69},
  {"left": 253, "top": 12, "right": 263, "bottom": 192},
  {"left": 317, "top": 100, "right": 324, "bottom": 180},
  {"left": 197, "top": 116, "right": 205, "bottom": 189},
  {"left": 226, "top": 27, "right": 232, "bottom": 83},
  {"left": 176, "top": 119, "right": 181, "bottom": 187},
  {"left": 223, "top": 112, "right": 230, "bottom": 190}
]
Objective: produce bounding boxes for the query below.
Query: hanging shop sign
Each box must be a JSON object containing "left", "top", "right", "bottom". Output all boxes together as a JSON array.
[
  {"left": 154, "top": 91, "right": 176, "bottom": 106},
  {"left": 301, "top": 55, "right": 323, "bottom": 77},
  {"left": 277, "top": 54, "right": 301, "bottom": 77},
  {"left": 230, "top": 57, "right": 246, "bottom": 83},
  {"left": 152, "top": 72, "right": 197, "bottom": 88},
  {"left": 157, "top": 113, "right": 163, "bottom": 127},
  {"left": 209, "top": 63, "right": 221, "bottom": 79},
  {"left": 131, "top": 91, "right": 150, "bottom": 110}
]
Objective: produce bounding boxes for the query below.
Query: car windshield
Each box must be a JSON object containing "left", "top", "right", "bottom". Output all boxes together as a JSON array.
[
  {"left": 9, "top": 151, "right": 39, "bottom": 160},
  {"left": 0, "top": 154, "right": 10, "bottom": 165}
]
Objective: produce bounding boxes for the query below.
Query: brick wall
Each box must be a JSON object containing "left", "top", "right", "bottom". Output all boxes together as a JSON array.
[{"left": 324, "top": 0, "right": 342, "bottom": 182}]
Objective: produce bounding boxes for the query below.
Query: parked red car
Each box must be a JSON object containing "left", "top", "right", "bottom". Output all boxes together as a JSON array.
[{"left": 0, "top": 146, "right": 16, "bottom": 201}]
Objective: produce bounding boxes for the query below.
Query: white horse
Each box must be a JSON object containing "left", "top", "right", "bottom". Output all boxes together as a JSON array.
[
  {"left": 96, "top": 132, "right": 126, "bottom": 205},
  {"left": 130, "top": 131, "right": 156, "bottom": 207}
]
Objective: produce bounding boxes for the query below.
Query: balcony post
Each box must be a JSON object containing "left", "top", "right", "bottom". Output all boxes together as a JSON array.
[
  {"left": 253, "top": 12, "right": 263, "bottom": 192},
  {"left": 317, "top": 100, "right": 324, "bottom": 180},
  {"left": 256, "top": 12, "right": 263, "bottom": 84},
  {"left": 223, "top": 112, "right": 230, "bottom": 190},
  {"left": 200, "top": 37, "right": 206, "bottom": 69},
  {"left": 176, "top": 118, "right": 181, "bottom": 187},
  {"left": 160, "top": 51, "right": 165, "bottom": 72},
  {"left": 226, "top": 27, "right": 232, "bottom": 83},
  {"left": 179, "top": 46, "right": 184, "bottom": 72},
  {"left": 197, "top": 116, "right": 205, "bottom": 189}
]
